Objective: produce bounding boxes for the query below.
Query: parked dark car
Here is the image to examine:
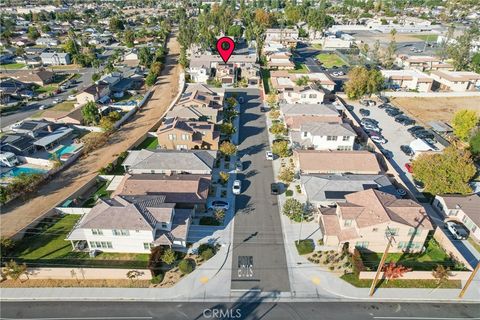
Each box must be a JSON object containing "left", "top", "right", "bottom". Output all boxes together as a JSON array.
[
  {"left": 345, "top": 104, "right": 354, "bottom": 111},
  {"left": 359, "top": 108, "right": 370, "bottom": 116},
  {"left": 395, "top": 115, "right": 415, "bottom": 126},
  {"left": 413, "top": 130, "right": 435, "bottom": 139},
  {"left": 378, "top": 95, "right": 389, "bottom": 103},
  {"left": 407, "top": 126, "right": 425, "bottom": 135},
  {"left": 378, "top": 103, "right": 389, "bottom": 109},
  {"left": 400, "top": 145, "right": 414, "bottom": 156},
  {"left": 361, "top": 118, "right": 379, "bottom": 125},
  {"left": 271, "top": 183, "right": 280, "bottom": 195},
  {"left": 386, "top": 108, "right": 403, "bottom": 117},
  {"left": 413, "top": 179, "right": 425, "bottom": 189}
]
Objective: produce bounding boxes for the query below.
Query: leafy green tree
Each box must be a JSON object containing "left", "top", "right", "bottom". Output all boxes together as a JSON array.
[
  {"left": 283, "top": 198, "right": 304, "bottom": 222},
  {"left": 1, "top": 237, "right": 15, "bottom": 258},
  {"left": 27, "top": 26, "right": 40, "bottom": 40},
  {"left": 269, "top": 110, "right": 280, "bottom": 120},
  {"left": 447, "top": 26, "right": 479, "bottom": 70},
  {"left": 295, "top": 75, "right": 309, "bottom": 86},
  {"left": 272, "top": 140, "right": 291, "bottom": 158},
  {"left": 219, "top": 141, "right": 237, "bottom": 156},
  {"left": 219, "top": 171, "right": 230, "bottom": 185},
  {"left": 145, "top": 72, "right": 157, "bottom": 87},
  {"left": 269, "top": 123, "right": 287, "bottom": 135},
  {"left": 178, "top": 259, "right": 195, "bottom": 274},
  {"left": 81, "top": 101, "right": 100, "bottom": 125},
  {"left": 412, "top": 146, "right": 476, "bottom": 195},
  {"left": 344, "top": 67, "right": 384, "bottom": 99},
  {"left": 469, "top": 130, "right": 480, "bottom": 158},
  {"left": 63, "top": 38, "right": 79, "bottom": 56},
  {"left": 220, "top": 122, "right": 236, "bottom": 136},
  {"left": 124, "top": 29, "right": 135, "bottom": 48},
  {"left": 278, "top": 166, "right": 294, "bottom": 184},
  {"left": 41, "top": 24, "right": 51, "bottom": 33},
  {"left": 108, "top": 111, "right": 121, "bottom": 121},
  {"left": 99, "top": 116, "right": 115, "bottom": 132},
  {"left": 91, "top": 73, "right": 100, "bottom": 82},
  {"left": 227, "top": 25, "right": 243, "bottom": 38},
  {"left": 285, "top": 4, "right": 301, "bottom": 25},
  {"left": 109, "top": 16, "right": 125, "bottom": 32},
  {"left": 452, "top": 109, "right": 479, "bottom": 141},
  {"left": 161, "top": 248, "right": 176, "bottom": 265},
  {"left": 138, "top": 47, "right": 153, "bottom": 68},
  {"left": 471, "top": 53, "right": 480, "bottom": 73}
]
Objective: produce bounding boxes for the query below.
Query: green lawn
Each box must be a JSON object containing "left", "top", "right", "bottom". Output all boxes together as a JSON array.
[
  {"left": 83, "top": 181, "right": 110, "bottom": 207},
  {"left": 8, "top": 214, "right": 148, "bottom": 269},
  {"left": 261, "top": 68, "right": 272, "bottom": 94},
  {"left": 1, "top": 63, "right": 26, "bottom": 69},
  {"left": 134, "top": 136, "right": 159, "bottom": 150},
  {"left": 312, "top": 44, "right": 322, "bottom": 49},
  {"left": 412, "top": 34, "right": 439, "bottom": 42},
  {"left": 316, "top": 53, "right": 348, "bottom": 68},
  {"left": 35, "top": 84, "right": 58, "bottom": 94},
  {"left": 32, "top": 101, "right": 75, "bottom": 118},
  {"left": 341, "top": 273, "right": 461, "bottom": 289},
  {"left": 360, "top": 237, "right": 463, "bottom": 271},
  {"left": 288, "top": 63, "right": 309, "bottom": 74}
]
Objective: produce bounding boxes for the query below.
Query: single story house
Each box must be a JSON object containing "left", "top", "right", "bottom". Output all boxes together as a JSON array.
[
  {"left": 381, "top": 69, "right": 433, "bottom": 92},
  {"left": 430, "top": 70, "right": 480, "bottom": 92}
]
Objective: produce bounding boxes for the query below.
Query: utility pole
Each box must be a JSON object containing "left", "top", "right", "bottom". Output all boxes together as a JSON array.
[
  {"left": 458, "top": 262, "right": 479, "bottom": 299},
  {"left": 369, "top": 230, "right": 395, "bottom": 296}
]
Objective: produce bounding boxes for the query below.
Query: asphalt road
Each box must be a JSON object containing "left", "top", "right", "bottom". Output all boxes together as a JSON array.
[
  {"left": 1, "top": 67, "right": 97, "bottom": 130},
  {"left": 230, "top": 89, "right": 291, "bottom": 293},
  {"left": 1, "top": 300, "right": 479, "bottom": 320}
]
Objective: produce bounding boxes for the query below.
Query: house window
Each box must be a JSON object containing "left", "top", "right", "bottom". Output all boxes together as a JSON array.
[
  {"left": 355, "top": 241, "right": 369, "bottom": 249},
  {"left": 302, "top": 131, "right": 308, "bottom": 138},
  {"left": 327, "top": 136, "right": 337, "bottom": 141},
  {"left": 168, "top": 134, "right": 176, "bottom": 141},
  {"left": 143, "top": 242, "right": 152, "bottom": 250},
  {"left": 337, "top": 146, "right": 352, "bottom": 151},
  {"left": 181, "top": 134, "right": 189, "bottom": 141},
  {"left": 91, "top": 229, "right": 103, "bottom": 235},
  {"left": 90, "top": 241, "right": 112, "bottom": 249},
  {"left": 309, "top": 94, "right": 317, "bottom": 98},
  {"left": 462, "top": 215, "right": 468, "bottom": 223},
  {"left": 449, "top": 209, "right": 459, "bottom": 216},
  {"left": 408, "top": 228, "right": 422, "bottom": 236},
  {"left": 112, "top": 229, "right": 130, "bottom": 236},
  {"left": 342, "top": 136, "right": 350, "bottom": 141},
  {"left": 344, "top": 219, "right": 353, "bottom": 227}
]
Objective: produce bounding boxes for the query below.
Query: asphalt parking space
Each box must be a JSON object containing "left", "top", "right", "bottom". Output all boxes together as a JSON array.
[{"left": 348, "top": 101, "right": 444, "bottom": 197}]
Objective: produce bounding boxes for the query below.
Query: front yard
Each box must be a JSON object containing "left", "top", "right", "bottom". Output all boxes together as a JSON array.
[
  {"left": 32, "top": 101, "right": 75, "bottom": 118},
  {"left": 1, "top": 63, "right": 26, "bottom": 69},
  {"left": 134, "top": 136, "right": 159, "bottom": 150},
  {"left": 316, "top": 53, "right": 348, "bottom": 68},
  {"left": 289, "top": 63, "right": 309, "bottom": 74},
  {"left": 341, "top": 273, "right": 461, "bottom": 289},
  {"left": 359, "top": 237, "right": 466, "bottom": 271},
  {"left": 6, "top": 214, "right": 148, "bottom": 269}
]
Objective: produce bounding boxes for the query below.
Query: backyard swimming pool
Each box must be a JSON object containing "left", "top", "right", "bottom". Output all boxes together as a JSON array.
[
  {"left": 54, "top": 144, "right": 79, "bottom": 157},
  {"left": 0, "top": 167, "right": 47, "bottom": 179}
]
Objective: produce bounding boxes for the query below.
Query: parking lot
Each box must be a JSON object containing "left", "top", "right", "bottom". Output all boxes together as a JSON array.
[{"left": 346, "top": 98, "right": 445, "bottom": 198}]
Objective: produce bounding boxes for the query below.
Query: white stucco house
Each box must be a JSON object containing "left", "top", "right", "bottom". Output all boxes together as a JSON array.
[
  {"left": 292, "top": 122, "right": 357, "bottom": 151},
  {"left": 283, "top": 84, "right": 325, "bottom": 104}
]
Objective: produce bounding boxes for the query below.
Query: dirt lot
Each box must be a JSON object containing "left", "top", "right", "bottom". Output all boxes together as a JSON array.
[
  {"left": 391, "top": 96, "right": 480, "bottom": 124},
  {"left": 0, "top": 279, "right": 150, "bottom": 288},
  {"left": 0, "top": 34, "right": 181, "bottom": 238}
]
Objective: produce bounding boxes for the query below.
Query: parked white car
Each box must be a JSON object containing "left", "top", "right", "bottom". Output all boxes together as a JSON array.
[
  {"left": 445, "top": 221, "right": 468, "bottom": 240},
  {"left": 266, "top": 151, "right": 274, "bottom": 160},
  {"left": 232, "top": 180, "right": 242, "bottom": 195},
  {"left": 67, "top": 95, "right": 76, "bottom": 101},
  {"left": 371, "top": 135, "right": 387, "bottom": 144}
]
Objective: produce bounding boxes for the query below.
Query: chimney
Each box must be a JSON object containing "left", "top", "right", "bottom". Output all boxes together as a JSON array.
[{"left": 47, "top": 125, "right": 53, "bottom": 133}]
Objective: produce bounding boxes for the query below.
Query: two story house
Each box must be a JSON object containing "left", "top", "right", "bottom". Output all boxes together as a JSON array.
[
  {"left": 320, "top": 189, "right": 433, "bottom": 253},
  {"left": 293, "top": 122, "right": 356, "bottom": 150},
  {"left": 67, "top": 195, "right": 191, "bottom": 253},
  {"left": 156, "top": 117, "right": 220, "bottom": 150},
  {"left": 280, "top": 103, "right": 342, "bottom": 131},
  {"left": 76, "top": 83, "right": 110, "bottom": 105},
  {"left": 282, "top": 84, "right": 326, "bottom": 104},
  {"left": 166, "top": 88, "right": 224, "bottom": 123}
]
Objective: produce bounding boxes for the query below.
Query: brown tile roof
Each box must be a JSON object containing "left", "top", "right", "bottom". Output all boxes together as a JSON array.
[
  {"left": 113, "top": 174, "right": 211, "bottom": 204},
  {"left": 320, "top": 207, "right": 359, "bottom": 241},
  {"left": 295, "top": 150, "right": 382, "bottom": 174}
]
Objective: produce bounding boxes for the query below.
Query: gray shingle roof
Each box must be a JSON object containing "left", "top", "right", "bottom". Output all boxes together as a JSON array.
[
  {"left": 280, "top": 103, "right": 339, "bottom": 116},
  {"left": 301, "top": 122, "right": 356, "bottom": 136}
]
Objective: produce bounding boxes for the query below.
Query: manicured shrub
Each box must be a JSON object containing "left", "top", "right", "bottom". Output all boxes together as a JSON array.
[
  {"left": 150, "top": 273, "right": 164, "bottom": 284},
  {"left": 295, "top": 239, "right": 314, "bottom": 255},
  {"left": 285, "top": 189, "right": 293, "bottom": 197},
  {"left": 178, "top": 258, "right": 195, "bottom": 274},
  {"left": 199, "top": 217, "right": 220, "bottom": 226},
  {"left": 201, "top": 248, "right": 215, "bottom": 261}
]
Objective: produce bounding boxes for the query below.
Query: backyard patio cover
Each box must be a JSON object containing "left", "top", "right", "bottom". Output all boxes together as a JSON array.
[{"left": 33, "top": 127, "right": 73, "bottom": 148}]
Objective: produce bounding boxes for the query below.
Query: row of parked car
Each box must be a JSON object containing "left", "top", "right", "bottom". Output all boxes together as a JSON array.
[{"left": 378, "top": 103, "right": 416, "bottom": 125}]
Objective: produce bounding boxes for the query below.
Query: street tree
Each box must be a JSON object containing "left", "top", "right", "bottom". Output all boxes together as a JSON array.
[
  {"left": 4, "top": 260, "right": 28, "bottom": 281},
  {"left": 282, "top": 198, "right": 304, "bottom": 222},
  {"left": 219, "top": 141, "right": 237, "bottom": 157},
  {"left": 344, "top": 67, "right": 384, "bottom": 99},
  {"left": 269, "top": 123, "right": 287, "bottom": 135},
  {"left": 220, "top": 122, "right": 236, "bottom": 136},
  {"left": 278, "top": 166, "right": 295, "bottom": 184},
  {"left": 412, "top": 146, "right": 476, "bottom": 195},
  {"left": 219, "top": 171, "right": 230, "bottom": 185},
  {"left": 27, "top": 26, "right": 40, "bottom": 40},
  {"left": 272, "top": 140, "right": 291, "bottom": 158},
  {"left": 81, "top": 101, "right": 100, "bottom": 125},
  {"left": 382, "top": 263, "right": 411, "bottom": 283},
  {"left": 109, "top": 16, "right": 125, "bottom": 32},
  {"left": 124, "top": 29, "right": 135, "bottom": 48},
  {"left": 452, "top": 109, "right": 479, "bottom": 141}
]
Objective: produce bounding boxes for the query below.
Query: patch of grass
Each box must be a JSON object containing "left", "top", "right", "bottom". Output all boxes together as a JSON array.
[
  {"left": 312, "top": 44, "right": 322, "bottom": 49},
  {"left": 316, "top": 53, "right": 348, "bottom": 68},
  {"left": 52, "top": 101, "right": 75, "bottom": 112},
  {"left": 83, "top": 181, "right": 110, "bottom": 207},
  {"left": 359, "top": 237, "right": 463, "bottom": 271},
  {"left": 289, "top": 63, "right": 309, "bottom": 74},
  {"left": 35, "top": 84, "right": 58, "bottom": 94},
  {"left": 341, "top": 273, "right": 461, "bottom": 288},
  {"left": 134, "top": 136, "right": 159, "bottom": 150},
  {"left": 467, "top": 237, "right": 480, "bottom": 254},
  {"left": 412, "top": 34, "right": 438, "bottom": 42},
  {"left": 1, "top": 63, "right": 26, "bottom": 69},
  {"left": 295, "top": 239, "right": 315, "bottom": 255}
]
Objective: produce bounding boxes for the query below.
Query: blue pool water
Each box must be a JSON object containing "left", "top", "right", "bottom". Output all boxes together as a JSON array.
[
  {"left": 54, "top": 144, "right": 78, "bottom": 157},
  {"left": 1, "top": 167, "right": 47, "bottom": 179}
]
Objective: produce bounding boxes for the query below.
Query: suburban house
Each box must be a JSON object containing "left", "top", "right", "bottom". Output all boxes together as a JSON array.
[
  {"left": 396, "top": 55, "right": 453, "bottom": 71},
  {"left": 270, "top": 71, "right": 336, "bottom": 92},
  {"left": 266, "top": 52, "right": 295, "bottom": 70},
  {"left": 11, "top": 120, "right": 55, "bottom": 138},
  {"left": 321, "top": 35, "right": 353, "bottom": 50},
  {"left": 32, "top": 127, "right": 74, "bottom": 152},
  {"left": 76, "top": 83, "right": 110, "bottom": 105},
  {"left": 156, "top": 117, "right": 219, "bottom": 150},
  {"left": 265, "top": 28, "right": 299, "bottom": 46},
  {"left": 292, "top": 122, "right": 356, "bottom": 150},
  {"left": 0, "top": 134, "right": 36, "bottom": 156},
  {"left": 35, "top": 37, "right": 59, "bottom": 46},
  {"left": 430, "top": 70, "right": 480, "bottom": 92},
  {"left": 300, "top": 174, "right": 395, "bottom": 207},
  {"left": 0, "top": 69, "right": 54, "bottom": 86},
  {"left": 282, "top": 84, "right": 326, "bottom": 104},
  {"left": 319, "top": 189, "right": 433, "bottom": 253},
  {"left": 433, "top": 194, "right": 480, "bottom": 240},
  {"left": 280, "top": 103, "right": 342, "bottom": 131},
  {"left": 41, "top": 107, "right": 84, "bottom": 125},
  {"left": 295, "top": 150, "right": 383, "bottom": 174},
  {"left": 40, "top": 52, "right": 71, "bottom": 65},
  {"left": 122, "top": 149, "right": 217, "bottom": 175},
  {"left": 66, "top": 195, "right": 191, "bottom": 253},
  {"left": 381, "top": 69, "right": 433, "bottom": 92},
  {"left": 166, "top": 88, "right": 224, "bottom": 123},
  {"left": 112, "top": 174, "right": 211, "bottom": 212},
  {"left": 122, "top": 50, "right": 139, "bottom": 66}
]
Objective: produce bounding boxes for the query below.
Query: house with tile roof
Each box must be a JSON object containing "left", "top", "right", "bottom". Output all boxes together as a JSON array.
[
  {"left": 291, "top": 122, "right": 356, "bottom": 150},
  {"left": 433, "top": 194, "right": 480, "bottom": 241},
  {"left": 282, "top": 84, "right": 326, "bottom": 104},
  {"left": 156, "top": 117, "right": 219, "bottom": 150},
  {"left": 66, "top": 195, "right": 191, "bottom": 253},
  {"left": 166, "top": 88, "right": 224, "bottom": 123},
  {"left": 320, "top": 189, "right": 433, "bottom": 253},
  {"left": 280, "top": 103, "right": 342, "bottom": 131}
]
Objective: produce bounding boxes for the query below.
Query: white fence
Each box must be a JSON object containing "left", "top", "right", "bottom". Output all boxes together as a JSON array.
[{"left": 55, "top": 207, "right": 91, "bottom": 215}]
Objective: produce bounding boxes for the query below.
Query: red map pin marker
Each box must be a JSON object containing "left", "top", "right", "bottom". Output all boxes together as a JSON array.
[{"left": 216, "top": 37, "right": 235, "bottom": 64}]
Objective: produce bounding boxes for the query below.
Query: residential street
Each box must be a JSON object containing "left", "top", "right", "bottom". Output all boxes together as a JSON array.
[
  {"left": 230, "top": 88, "right": 291, "bottom": 293},
  {"left": 1, "top": 300, "right": 479, "bottom": 320}
]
